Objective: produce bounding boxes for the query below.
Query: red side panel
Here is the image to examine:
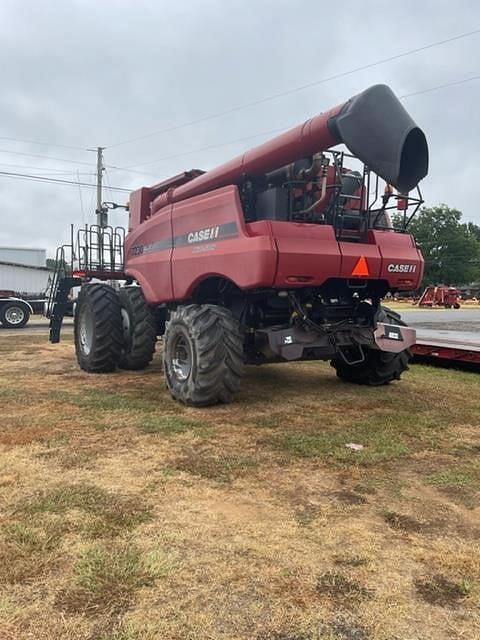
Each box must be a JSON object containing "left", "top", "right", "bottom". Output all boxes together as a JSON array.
[
  {"left": 128, "top": 187, "right": 151, "bottom": 231},
  {"left": 124, "top": 205, "right": 173, "bottom": 303},
  {"left": 339, "top": 242, "right": 382, "bottom": 279},
  {"left": 371, "top": 230, "right": 424, "bottom": 289},
  {"left": 171, "top": 186, "right": 277, "bottom": 300},
  {"left": 272, "top": 223, "right": 341, "bottom": 286}
]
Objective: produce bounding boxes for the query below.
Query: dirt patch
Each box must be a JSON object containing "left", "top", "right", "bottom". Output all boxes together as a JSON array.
[
  {"left": 415, "top": 574, "right": 470, "bottom": 607},
  {"left": 333, "top": 490, "right": 368, "bottom": 506},
  {"left": 333, "top": 554, "right": 369, "bottom": 568},
  {"left": 256, "top": 632, "right": 311, "bottom": 640},
  {"left": 383, "top": 510, "right": 429, "bottom": 534},
  {"left": 315, "top": 571, "right": 374, "bottom": 605},
  {"left": 322, "top": 615, "right": 370, "bottom": 640}
]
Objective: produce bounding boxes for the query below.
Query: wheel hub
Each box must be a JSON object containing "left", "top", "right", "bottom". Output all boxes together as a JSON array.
[
  {"left": 121, "top": 308, "right": 131, "bottom": 343},
  {"left": 78, "top": 306, "right": 94, "bottom": 356},
  {"left": 5, "top": 306, "right": 25, "bottom": 325},
  {"left": 171, "top": 333, "right": 192, "bottom": 381}
]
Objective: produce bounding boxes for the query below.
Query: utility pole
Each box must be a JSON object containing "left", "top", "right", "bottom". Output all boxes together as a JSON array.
[{"left": 95, "top": 146, "right": 106, "bottom": 228}]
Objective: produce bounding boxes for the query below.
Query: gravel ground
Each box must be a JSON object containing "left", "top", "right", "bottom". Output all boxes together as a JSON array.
[{"left": 0, "top": 316, "right": 73, "bottom": 337}]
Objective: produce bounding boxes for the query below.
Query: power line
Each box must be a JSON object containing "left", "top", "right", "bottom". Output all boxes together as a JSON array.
[
  {"left": 106, "top": 163, "right": 160, "bottom": 178},
  {"left": 125, "top": 74, "right": 480, "bottom": 171},
  {"left": 0, "top": 160, "right": 94, "bottom": 175},
  {"left": 0, "top": 147, "right": 93, "bottom": 167},
  {"left": 76, "top": 170, "right": 86, "bottom": 225},
  {"left": 104, "top": 168, "right": 116, "bottom": 202},
  {"left": 0, "top": 170, "right": 130, "bottom": 193},
  {"left": 0, "top": 136, "right": 87, "bottom": 151},
  {"left": 399, "top": 74, "right": 480, "bottom": 99},
  {"left": 0, "top": 146, "right": 156, "bottom": 178},
  {"left": 123, "top": 126, "right": 287, "bottom": 169},
  {"left": 107, "top": 28, "right": 480, "bottom": 149}
]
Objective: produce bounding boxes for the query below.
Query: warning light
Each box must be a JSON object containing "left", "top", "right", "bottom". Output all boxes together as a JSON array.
[{"left": 351, "top": 256, "right": 370, "bottom": 277}]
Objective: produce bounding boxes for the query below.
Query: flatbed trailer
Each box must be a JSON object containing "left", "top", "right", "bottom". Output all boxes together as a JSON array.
[
  {"left": 396, "top": 309, "right": 480, "bottom": 371},
  {"left": 411, "top": 331, "right": 480, "bottom": 369}
]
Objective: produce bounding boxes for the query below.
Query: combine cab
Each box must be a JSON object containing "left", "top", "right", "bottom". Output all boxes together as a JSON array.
[{"left": 49, "top": 84, "right": 429, "bottom": 406}]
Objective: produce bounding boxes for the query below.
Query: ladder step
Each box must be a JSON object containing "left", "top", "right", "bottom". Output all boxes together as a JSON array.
[{"left": 48, "top": 276, "right": 82, "bottom": 343}]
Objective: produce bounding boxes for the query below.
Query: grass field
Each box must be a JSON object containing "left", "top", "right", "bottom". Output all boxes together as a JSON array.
[{"left": 0, "top": 331, "right": 479, "bottom": 639}]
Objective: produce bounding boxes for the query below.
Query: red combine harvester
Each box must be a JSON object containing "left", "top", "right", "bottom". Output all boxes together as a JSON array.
[
  {"left": 417, "top": 285, "right": 461, "bottom": 308},
  {"left": 48, "top": 84, "right": 428, "bottom": 406}
]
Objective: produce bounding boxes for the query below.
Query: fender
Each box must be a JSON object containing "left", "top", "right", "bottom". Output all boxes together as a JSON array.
[{"left": 0, "top": 297, "right": 34, "bottom": 314}]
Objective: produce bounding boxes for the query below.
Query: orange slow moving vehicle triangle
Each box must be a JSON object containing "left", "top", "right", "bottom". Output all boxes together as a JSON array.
[{"left": 351, "top": 256, "right": 370, "bottom": 277}]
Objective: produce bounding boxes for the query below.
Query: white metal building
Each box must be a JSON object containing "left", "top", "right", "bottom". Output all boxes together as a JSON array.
[
  {"left": 0, "top": 247, "right": 51, "bottom": 295},
  {"left": 0, "top": 247, "right": 46, "bottom": 267}
]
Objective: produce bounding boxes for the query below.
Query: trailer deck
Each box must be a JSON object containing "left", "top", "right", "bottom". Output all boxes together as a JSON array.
[{"left": 401, "top": 308, "right": 480, "bottom": 368}]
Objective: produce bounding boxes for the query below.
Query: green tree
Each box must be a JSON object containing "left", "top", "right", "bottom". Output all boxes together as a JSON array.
[{"left": 407, "top": 205, "right": 480, "bottom": 286}]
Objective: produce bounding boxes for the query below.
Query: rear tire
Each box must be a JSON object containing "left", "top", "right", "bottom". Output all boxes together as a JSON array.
[
  {"left": 118, "top": 287, "right": 157, "bottom": 370},
  {"left": 0, "top": 302, "right": 30, "bottom": 328},
  {"left": 163, "top": 304, "right": 244, "bottom": 406},
  {"left": 331, "top": 306, "right": 411, "bottom": 386},
  {"left": 74, "top": 284, "right": 123, "bottom": 373}
]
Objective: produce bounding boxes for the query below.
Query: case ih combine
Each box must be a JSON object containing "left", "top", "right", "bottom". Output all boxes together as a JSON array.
[{"left": 48, "top": 84, "right": 429, "bottom": 406}]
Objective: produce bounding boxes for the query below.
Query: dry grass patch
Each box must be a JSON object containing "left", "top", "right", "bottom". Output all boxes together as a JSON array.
[
  {"left": 70, "top": 388, "right": 159, "bottom": 413},
  {"left": 1, "top": 333, "right": 480, "bottom": 639},
  {"left": 56, "top": 542, "right": 165, "bottom": 616},
  {"left": 174, "top": 446, "right": 258, "bottom": 483},
  {"left": 0, "top": 519, "right": 64, "bottom": 584},
  {"left": 139, "top": 414, "right": 209, "bottom": 436},
  {"left": 18, "top": 483, "right": 152, "bottom": 537},
  {"left": 267, "top": 425, "right": 409, "bottom": 466},
  {"left": 427, "top": 461, "right": 480, "bottom": 508}
]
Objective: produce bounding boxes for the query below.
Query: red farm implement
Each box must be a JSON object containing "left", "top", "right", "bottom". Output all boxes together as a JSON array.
[{"left": 48, "top": 84, "right": 429, "bottom": 406}]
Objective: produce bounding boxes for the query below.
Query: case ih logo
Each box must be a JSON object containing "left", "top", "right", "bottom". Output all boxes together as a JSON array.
[
  {"left": 387, "top": 263, "right": 417, "bottom": 273},
  {"left": 130, "top": 222, "right": 238, "bottom": 257},
  {"left": 187, "top": 226, "right": 220, "bottom": 244}
]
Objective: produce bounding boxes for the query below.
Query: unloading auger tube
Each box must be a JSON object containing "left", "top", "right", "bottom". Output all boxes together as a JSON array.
[{"left": 151, "top": 83, "right": 428, "bottom": 213}]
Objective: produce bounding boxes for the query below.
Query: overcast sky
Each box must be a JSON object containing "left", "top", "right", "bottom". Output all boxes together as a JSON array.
[{"left": 0, "top": 0, "right": 479, "bottom": 255}]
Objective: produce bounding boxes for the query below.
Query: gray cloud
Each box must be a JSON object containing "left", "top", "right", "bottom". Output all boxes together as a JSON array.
[{"left": 0, "top": 0, "right": 479, "bottom": 254}]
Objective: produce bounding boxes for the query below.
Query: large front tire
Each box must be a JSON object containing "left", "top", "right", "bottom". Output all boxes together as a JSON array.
[
  {"left": 74, "top": 284, "right": 123, "bottom": 373},
  {"left": 118, "top": 287, "right": 157, "bottom": 370},
  {"left": 331, "top": 307, "right": 411, "bottom": 386},
  {"left": 163, "top": 304, "right": 244, "bottom": 406}
]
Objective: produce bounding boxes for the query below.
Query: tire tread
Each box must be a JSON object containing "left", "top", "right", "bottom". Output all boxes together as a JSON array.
[
  {"left": 163, "top": 304, "right": 244, "bottom": 406},
  {"left": 74, "top": 284, "right": 123, "bottom": 373}
]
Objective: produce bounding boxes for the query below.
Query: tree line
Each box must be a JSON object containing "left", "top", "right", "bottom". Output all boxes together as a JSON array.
[{"left": 397, "top": 205, "right": 480, "bottom": 288}]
